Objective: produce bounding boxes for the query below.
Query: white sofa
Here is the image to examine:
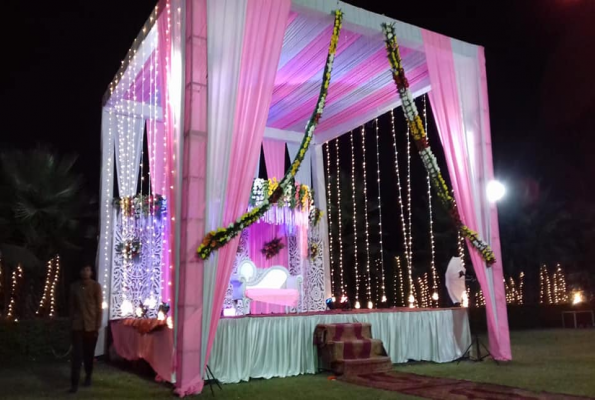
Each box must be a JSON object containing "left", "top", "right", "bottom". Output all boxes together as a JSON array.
[{"left": 230, "top": 260, "right": 303, "bottom": 314}]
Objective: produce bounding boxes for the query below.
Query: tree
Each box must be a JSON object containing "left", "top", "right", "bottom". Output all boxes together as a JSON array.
[{"left": 0, "top": 147, "right": 96, "bottom": 317}]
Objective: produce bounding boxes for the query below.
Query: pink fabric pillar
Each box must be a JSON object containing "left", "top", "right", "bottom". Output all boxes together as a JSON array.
[
  {"left": 176, "top": 0, "right": 208, "bottom": 395},
  {"left": 478, "top": 46, "right": 511, "bottom": 359},
  {"left": 248, "top": 222, "right": 289, "bottom": 269},
  {"left": 422, "top": 30, "right": 511, "bottom": 360},
  {"left": 202, "top": 0, "right": 291, "bottom": 371},
  {"left": 262, "top": 139, "right": 286, "bottom": 179}
]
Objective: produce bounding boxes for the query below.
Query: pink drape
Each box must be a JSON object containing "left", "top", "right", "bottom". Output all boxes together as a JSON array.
[
  {"left": 248, "top": 222, "right": 289, "bottom": 269},
  {"left": 111, "top": 321, "right": 173, "bottom": 382},
  {"left": 422, "top": 30, "right": 511, "bottom": 360},
  {"left": 202, "top": 0, "right": 291, "bottom": 374},
  {"left": 157, "top": 2, "right": 175, "bottom": 312},
  {"left": 262, "top": 139, "right": 286, "bottom": 179}
]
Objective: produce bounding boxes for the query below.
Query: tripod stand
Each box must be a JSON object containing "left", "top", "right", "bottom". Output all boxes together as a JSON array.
[
  {"left": 205, "top": 365, "right": 222, "bottom": 395},
  {"left": 456, "top": 308, "right": 499, "bottom": 364}
]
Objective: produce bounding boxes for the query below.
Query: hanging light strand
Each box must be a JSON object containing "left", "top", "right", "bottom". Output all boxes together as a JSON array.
[
  {"left": 390, "top": 110, "right": 412, "bottom": 305},
  {"left": 374, "top": 118, "right": 386, "bottom": 303},
  {"left": 350, "top": 132, "right": 359, "bottom": 303},
  {"left": 335, "top": 140, "right": 345, "bottom": 294},
  {"left": 405, "top": 124, "right": 414, "bottom": 301},
  {"left": 49, "top": 255, "right": 61, "bottom": 317},
  {"left": 37, "top": 258, "right": 55, "bottom": 315},
  {"left": 7, "top": 265, "right": 23, "bottom": 321},
  {"left": 325, "top": 142, "right": 336, "bottom": 296},
  {"left": 422, "top": 96, "right": 439, "bottom": 306},
  {"left": 360, "top": 125, "right": 373, "bottom": 309}
]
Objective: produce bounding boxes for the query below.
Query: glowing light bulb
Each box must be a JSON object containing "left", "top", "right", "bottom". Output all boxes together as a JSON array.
[
  {"left": 486, "top": 180, "right": 505, "bottom": 203},
  {"left": 573, "top": 291, "right": 583, "bottom": 305},
  {"left": 432, "top": 292, "right": 439, "bottom": 301},
  {"left": 355, "top": 301, "right": 361, "bottom": 309},
  {"left": 135, "top": 306, "right": 143, "bottom": 318},
  {"left": 381, "top": 295, "right": 387, "bottom": 303},
  {"left": 157, "top": 311, "right": 165, "bottom": 321},
  {"left": 102, "top": 301, "right": 108, "bottom": 310},
  {"left": 461, "top": 291, "right": 469, "bottom": 308},
  {"left": 121, "top": 299, "right": 133, "bottom": 316},
  {"left": 166, "top": 316, "right": 173, "bottom": 329},
  {"left": 367, "top": 301, "right": 373, "bottom": 309}
]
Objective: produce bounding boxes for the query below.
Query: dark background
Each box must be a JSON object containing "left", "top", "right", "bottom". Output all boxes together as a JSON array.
[{"left": 1, "top": 0, "right": 594, "bottom": 299}]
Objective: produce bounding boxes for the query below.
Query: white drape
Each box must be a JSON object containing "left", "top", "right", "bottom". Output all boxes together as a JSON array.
[
  {"left": 114, "top": 115, "right": 145, "bottom": 197},
  {"left": 208, "top": 309, "right": 470, "bottom": 383},
  {"left": 287, "top": 143, "right": 312, "bottom": 187},
  {"left": 96, "top": 108, "right": 116, "bottom": 355},
  {"left": 201, "top": 0, "right": 248, "bottom": 368}
]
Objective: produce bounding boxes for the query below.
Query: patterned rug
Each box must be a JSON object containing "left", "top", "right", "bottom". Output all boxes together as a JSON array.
[{"left": 341, "top": 371, "right": 592, "bottom": 400}]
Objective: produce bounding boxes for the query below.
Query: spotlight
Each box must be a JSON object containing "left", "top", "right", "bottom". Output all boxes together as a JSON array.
[
  {"left": 486, "top": 180, "right": 505, "bottom": 203},
  {"left": 572, "top": 291, "right": 583, "bottom": 305}
]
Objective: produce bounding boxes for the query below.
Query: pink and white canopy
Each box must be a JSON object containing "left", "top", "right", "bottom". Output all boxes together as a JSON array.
[{"left": 98, "top": 0, "right": 511, "bottom": 396}]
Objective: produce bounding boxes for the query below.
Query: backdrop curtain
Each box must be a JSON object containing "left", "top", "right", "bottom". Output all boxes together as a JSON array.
[
  {"left": 114, "top": 115, "right": 145, "bottom": 197},
  {"left": 422, "top": 29, "right": 511, "bottom": 361},
  {"left": 201, "top": 0, "right": 291, "bottom": 377},
  {"left": 263, "top": 139, "right": 286, "bottom": 179}
]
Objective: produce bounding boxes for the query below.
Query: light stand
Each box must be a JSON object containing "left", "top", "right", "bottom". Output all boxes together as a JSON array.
[
  {"left": 205, "top": 364, "right": 222, "bottom": 395},
  {"left": 456, "top": 281, "right": 498, "bottom": 365}
]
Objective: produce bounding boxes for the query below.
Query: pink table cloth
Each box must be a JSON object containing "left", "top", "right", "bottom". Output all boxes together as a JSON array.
[{"left": 110, "top": 320, "right": 173, "bottom": 382}]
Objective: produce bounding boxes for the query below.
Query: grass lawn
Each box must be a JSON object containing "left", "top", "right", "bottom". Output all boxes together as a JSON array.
[
  {"left": 1, "top": 329, "right": 593, "bottom": 399},
  {"left": 394, "top": 329, "right": 595, "bottom": 397}
]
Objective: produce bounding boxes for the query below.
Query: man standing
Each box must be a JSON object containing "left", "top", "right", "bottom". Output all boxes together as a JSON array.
[{"left": 69, "top": 264, "right": 102, "bottom": 393}]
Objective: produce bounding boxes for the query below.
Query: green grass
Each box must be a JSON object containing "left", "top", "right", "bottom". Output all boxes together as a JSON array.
[
  {"left": 1, "top": 329, "right": 593, "bottom": 399},
  {"left": 394, "top": 329, "right": 595, "bottom": 397}
]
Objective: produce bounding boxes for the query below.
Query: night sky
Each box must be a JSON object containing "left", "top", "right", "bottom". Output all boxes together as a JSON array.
[{"left": 2, "top": 0, "right": 594, "bottom": 211}]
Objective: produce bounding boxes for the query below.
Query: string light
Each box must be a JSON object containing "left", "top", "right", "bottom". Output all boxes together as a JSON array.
[
  {"left": 391, "top": 110, "right": 413, "bottom": 303},
  {"left": 539, "top": 265, "right": 546, "bottom": 304},
  {"left": 49, "top": 255, "right": 60, "bottom": 317},
  {"left": 421, "top": 96, "right": 439, "bottom": 307},
  {"left": 397, "top": 256, "right": 405, "bottom": 306},
  {"left": 544, "top": 265, "right": 553, "bottom": 304},
  {"left": 457, "top": 230, "right": 466, "bottom": 271},
  {"left": 374, "top": 118, "right": 386, "bottom": 304},
  {"left": 349, "top": 132, "right": 359, "bottom": 305},
  {"left": 360, "top": 125, "right": 372, "bottom": 309},
  {"left": 325, "top": 142, "right": 336, "bottom": 296},
  {"left": 519, "top": 271, "right": 525, "bottom": 305},
  {"left": 7, "top": 265, "right": 23, "bottom": 320},
  {"left": 335, "top": 140, "right": 345, "bottom": 294},
  {"left": 405, "top": 125, "right": 414, "bottom": 299},
  {"left": 556, "top": 264, "right": 568, "bottom": 304},
  {"left": 37, "top": 258, "right": 55, "bottom": 315}
]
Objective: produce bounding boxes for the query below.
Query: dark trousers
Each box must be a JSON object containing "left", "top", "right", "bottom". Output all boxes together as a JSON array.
[{"left": 71, "top": 330, "right": 98, "bottom": 388}]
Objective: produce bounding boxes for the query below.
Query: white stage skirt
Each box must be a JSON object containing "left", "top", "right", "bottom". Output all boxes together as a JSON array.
[{"left": 208, "top": 308, "right": 471, "bottom": 383}]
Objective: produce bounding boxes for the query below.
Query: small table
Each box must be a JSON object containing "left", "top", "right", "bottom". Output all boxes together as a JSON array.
[{"left": 562, "top": 310, "right": 594, "bottom": 328}]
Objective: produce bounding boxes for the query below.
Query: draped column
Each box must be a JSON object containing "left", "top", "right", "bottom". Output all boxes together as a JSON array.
[
  {"left": 201, "top": 0, "right": 291, "bottom": 377},
  {"left": 96, "top": 109, "right": 116, "bottom": 356},
  {"left": 422, "top": 30, "right": 510, "bottom": 361},
  {"left": 311, "top": 144, "right": 331, "bottom": 298}
]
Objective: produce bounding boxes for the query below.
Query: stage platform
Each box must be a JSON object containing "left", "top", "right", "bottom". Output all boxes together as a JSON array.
[{"left": 208, "top": 307, "right": 471, "bottom": 384}]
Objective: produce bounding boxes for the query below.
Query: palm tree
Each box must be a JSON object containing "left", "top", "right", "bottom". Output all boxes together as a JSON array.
[{"left": 0, "top": 147, "right": 96, "bottom": 317}]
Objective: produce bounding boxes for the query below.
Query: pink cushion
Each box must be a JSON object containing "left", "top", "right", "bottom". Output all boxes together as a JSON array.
[{"left": 245, "top": 288, "right": 299, "bottom": 307}]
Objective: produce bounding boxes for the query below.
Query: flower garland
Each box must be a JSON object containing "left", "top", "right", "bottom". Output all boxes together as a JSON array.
[
  {"left": 309, "top": 207, "right": 324, "bottom": 227},
  {"left": 249, "top": 178, "right": 313, "bottom": 211},
  {"left": 115, "top": 194, "right": 167, "bottom": 219},
  {"left": 309, "top": 242, "right": 320, "bottom": 261},
  {"left": 197, "top": 10, "right": 344, "bottom": 259},
  {"left": 381, "top": 23, "right": 496, "bottom": 265},
  {"left": 261, "top": 237, "right": 285, "bottom": 260}
]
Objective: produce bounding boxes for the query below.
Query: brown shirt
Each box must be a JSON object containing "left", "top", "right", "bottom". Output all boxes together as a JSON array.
[{"left": 70, "top": 280, "right": 102, "bottom": 332}]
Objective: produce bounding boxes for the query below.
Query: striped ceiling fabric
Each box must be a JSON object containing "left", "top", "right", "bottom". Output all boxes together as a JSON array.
[{"left": 266, "top": 8, "right": 429, "bottom": 140}]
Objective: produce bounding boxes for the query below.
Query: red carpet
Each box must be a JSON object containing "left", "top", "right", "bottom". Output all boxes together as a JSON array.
[{"left": 341, "top": 371, "right": 592, "bottom": 400}]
